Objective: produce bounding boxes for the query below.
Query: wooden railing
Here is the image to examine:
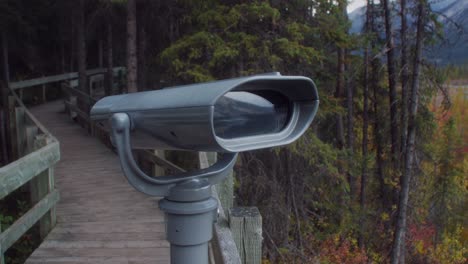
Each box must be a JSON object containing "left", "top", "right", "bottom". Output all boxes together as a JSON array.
[
  {"left": 199, "top": 153, "right": 262, "bottom": 264},
  {"left": 0, "top": 67, "right": 125, "bottom": 263},
  {"left": 19, "top": 69, "right": 263, "bottom": 264},
  {"left": 0, "top": 91, "right": 60, "bottom": 263},
  {"left": 63, "top": 82, "right": 263, "bottom": 264}
]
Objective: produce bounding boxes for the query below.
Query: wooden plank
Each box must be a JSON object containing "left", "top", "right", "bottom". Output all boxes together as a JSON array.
[
  {"left": 216, "top": 170, "right": 234, "bottom": 216},
  {"left": 69, "top": 79, "right": 78, "bottom": 88},
  {"left": 24, "top": 125, "right": 38, "bottom": 156},
  {"left": 140, "top": 150, "right": 185, "bottom": 174},
  {"left": 201, "top": 152, "right": 234, "bottom": 220},
  {"left": 15, "top": 107, "right": 26, "bottom": 156},
  {"left": 8, "top": 96, "right": 17, "bottom": 159},
  {"left": 199, "top": 152, "right": 241, "bottom": 264},
  {"left": 26, "top": 100, "right": 169, "bottom": 263},
  {"left": 64, "top": 101, "right": 89, "bottom": 121},
  {"left": 0, "top": 140, "right": 60, "bottom": 199},
  {"left": 65, "top": 85, "right": 96, "bottom": 104},
  {"left": 30, "top": 134, "right": 57, "bottom": 239},
  {"left": 64, "top": 96, "right": 78, "bottom": 119},
  {"left": 9, "top": 67, "right": 125, "bottom": 90},
  {"left": 11, "top": 91, "right": 52, "bottom": 135},
  {"left": 152, "top": 150, "right": 166, "bottom": 176},
  {"left": 211, "top": 187, "right": 241, "bottom": 264},
  {"left": 229, "top": 207, "right": 262, "bottom": 264},
  {"left": 0, "top": 189, "right": 60, "bottom": 253},
  {"left": 11, "top": 72, "right": 80, "bottom": 90}
]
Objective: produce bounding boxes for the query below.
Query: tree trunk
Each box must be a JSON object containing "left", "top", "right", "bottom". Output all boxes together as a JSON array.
[
  {"left": 2, "top": 32, "right": 10, "bottom": 86},
  {"left": 383, "top": 0, "right": 399, "bottom": 169},
  {"left": 372, "top": 59, "right": 388, "bottom": 212},
  {"left": 138, "top": 20, "right": 147, "bottom": 91},
  {"left": 391, "top": 1, "right": 426, "bottom": 263},
  {"left": 400, "top": 0, "right": 410, "bottom": 163},
  {"left": 77, "top": 0, "right": 87, "bottom": 93},
  {"left": 105, "top": 20, "right": 113, "bottom": 96},
  {"left": 126, "top": 0, "right": 138, "bottom": 93},
  {"left": 98, "top": 39, "right": 103, "bottom": 68},
  {"left": 346, "top": 69, "right": 354, "bottom": 199},
  {"left": 359, "top": 47, "right": 369, "bottom": 249},
  {"left": 335, "top": 47, "right": 346, "bottom": 150},
  {"left": 368, "top": 4, "right": 390, "bottom": 212},
  {"left": 70, "top": 16, "right": 74, "bottom": 72},
  {"left": 61, "top": 42, "right": 66, "bottom": 73},
  {"left": 359, "top": 1, "right": 372, "bottom": 247},
  {"left": 1, "top": 32, "right": 10, "bottom": 164}
]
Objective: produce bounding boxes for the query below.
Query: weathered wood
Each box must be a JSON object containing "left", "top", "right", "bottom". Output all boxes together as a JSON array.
[
  {"left": 65, "top": 96, "right": 78, "bottom": 119},
  {"left": 217, "top": 170, "right": 234, "bottom": 216},
  {"left": 199, "top": 152, "right": 241, "bottom": 264},
  {"left": 64, "top": 101, "right": 89, "bottom": 121},
  {"left": 229, "top": 207, "right": 262, "bottom": 264},
  {"left": 24, "top": 126, "right": 38, "bottom": 156},
  {"left": 26, "top": 101, "right": 169, "bottom": 263},
  {"left": 0, "top": 140, "right": 60, "bottom": 199},
  {"left": 64, "top": 85, "right": 96, "bottom": 105},
  {"left": 9, "top": 67, "right": 125, "bottom": 90},
  {"left": 204, "top": 152, "right": 234, "bottom": 223},
  {"left": 8, "top": 96, "right": 18, "bottom": 159},
  {"left": 0, "top": 111, "right": 7, "bottom": 169},
  {"left": 15, "top": 107, "right": 26, "bottom": 156},
  {"left": 152, "top": 150, "right": 166, "bottom": 176},
  {"left": 30, "top": 135, "right": 56, "bottom": 239},
  {"left": 211, "top": 187, "right": 242, "bottom": 264},
  {"left": 89, "top": 74, "right": 104, "bottom": 93},
  {"left": 139, "top": 150, "right": 185, "bottom": 174},
  {"left": 69, "top": 79, "right": 78, "bottom": 88},
  {"left": 11, "top": 91, "right": 52, "bottom": 135},
  {"left": 0, "top": 189, "right": 60, "bottom": 253}
]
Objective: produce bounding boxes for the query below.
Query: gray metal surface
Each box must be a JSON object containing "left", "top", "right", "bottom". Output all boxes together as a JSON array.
[
  {"left": 91, "top": 74, "right": 319, "bottom": 152},
  {"left": 90, "top": 73, "right": 320, "bottom": 264}
]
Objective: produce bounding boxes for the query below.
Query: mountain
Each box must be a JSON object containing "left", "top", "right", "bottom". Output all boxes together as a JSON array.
[{"left": 348, "top": 0, "right": 468, "bottom": 65}]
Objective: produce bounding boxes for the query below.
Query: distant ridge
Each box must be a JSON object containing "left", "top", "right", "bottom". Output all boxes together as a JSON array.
[{"left": 348, "top": 0, "right": 468, "bottom": 65}]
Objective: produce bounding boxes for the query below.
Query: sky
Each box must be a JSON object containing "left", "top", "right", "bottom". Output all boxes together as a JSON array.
[{"left": 347, "top": 0, "right": 367, "bottom": 13}]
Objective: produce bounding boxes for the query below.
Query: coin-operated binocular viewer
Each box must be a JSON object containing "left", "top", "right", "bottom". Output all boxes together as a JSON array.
[{"left": 90, "top": 73, "right": 319, "bottom": 264}]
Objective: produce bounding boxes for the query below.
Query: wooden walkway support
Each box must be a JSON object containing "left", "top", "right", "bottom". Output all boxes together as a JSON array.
[
  {"left": 1, "top": 67, "right": 262, "bottom": 263},
  {"left": 25, "top": 100, "right": 169, "bottom": 263},
  {"left": 0, "top": 92, "right": 60, "bottom": 263}
]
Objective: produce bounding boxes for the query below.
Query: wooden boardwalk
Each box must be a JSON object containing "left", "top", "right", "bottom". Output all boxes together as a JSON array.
[{"left": 25, "top": 100, "right": 169, "bottom": 264}]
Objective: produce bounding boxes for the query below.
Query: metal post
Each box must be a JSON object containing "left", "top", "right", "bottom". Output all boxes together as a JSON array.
[{"left": 159, "top": 179, "right": 218, "bottom": 264}]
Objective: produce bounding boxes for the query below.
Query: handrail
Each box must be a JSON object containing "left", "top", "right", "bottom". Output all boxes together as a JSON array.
[
  {"left": 0, "top": 67, "right": 128, "bottom": 262},
  {"left": 9, "top": 67, "right": 125, "bottom": 90},
  {"left": 2, "top": 68, "right": 260, "bottom": 263},
  {"left": 0, "top": 89, "right": 60, "bottom": 260},
  {"left": 9, "top": 90, "right": 53, "bottom": 136}
]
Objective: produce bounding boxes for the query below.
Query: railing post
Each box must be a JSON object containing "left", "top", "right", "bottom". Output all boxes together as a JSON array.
[
  {"left": 208, "top": 152, "right": 235, "bottom": 216},
  {"left": 7, "top": 96, "right": 17, "bottom": 159},
  {"left": 217, "top": 171, "right": 234, "bottom": 216},
  {"left": 29, "top": 134, "right": 56, "bottom": 239},
  {"left": 152, "top": 150, "right": 165, "bottom": 176},
  {"left": 15, "top": 107, "right": 26, "bottom": 156},
  {"left": 229, "top": 207, "right": 262, "bottom": 264}
]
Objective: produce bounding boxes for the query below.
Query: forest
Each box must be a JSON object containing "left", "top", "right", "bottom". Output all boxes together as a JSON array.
[{"left": 0, "top": 0, "right": 467, "bottom": 263}]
